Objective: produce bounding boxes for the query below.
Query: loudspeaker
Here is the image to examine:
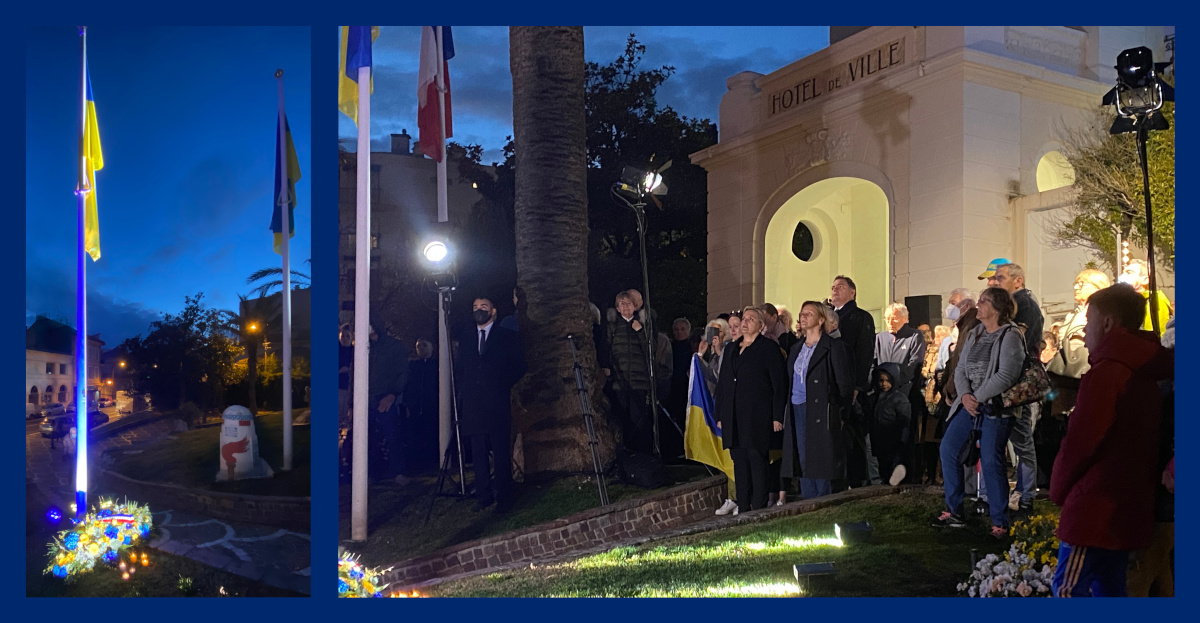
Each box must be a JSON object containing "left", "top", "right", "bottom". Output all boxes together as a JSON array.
[{"left": 905, "top": 294, "right": 942, "bottom": 328}]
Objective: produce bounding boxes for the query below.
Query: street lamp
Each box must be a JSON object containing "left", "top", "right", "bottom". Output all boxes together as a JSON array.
[
  {"left": 611, "top": 159, "right": 672, "bottom": 456},
  {"left": 1102, "top": 46, "right": 1174, "bottom": 335},
  {"left": 119, "top": 361, "right": 125, "bottom": 368}
]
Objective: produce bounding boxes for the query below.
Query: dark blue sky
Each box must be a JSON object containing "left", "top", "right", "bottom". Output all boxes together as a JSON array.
[
  {"left": 26, "top": 26, "right": 311, "bottom": 346},
  {"left": 338, "top": 26, "right": 829, "bottom": 162}
]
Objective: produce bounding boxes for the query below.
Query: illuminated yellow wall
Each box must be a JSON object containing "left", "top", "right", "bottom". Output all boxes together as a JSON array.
[
  {"left": 1036, "top": 150, "right": 1075, "bottom": 192},
  {"left": 764, "top": 177, "right": 889, "bottom": 326}
]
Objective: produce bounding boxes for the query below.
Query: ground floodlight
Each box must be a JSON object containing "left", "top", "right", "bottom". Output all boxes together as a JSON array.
[
  {"left": 793, "top": 562, "right": 837, "bottom": 596},
  {"left": 834, "top": 522, "right": 874, "bottom": 545},
  {"left": 422, "top": 240, "right": 449, "bottom": 263}
]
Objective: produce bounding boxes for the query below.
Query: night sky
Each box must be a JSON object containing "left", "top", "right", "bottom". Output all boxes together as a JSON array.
[
  {"left": 337, "top": 26, "right": 829, "bottom": 163},
  {"left": 26, "top": 26, "right": 311, "bottom": 346}
]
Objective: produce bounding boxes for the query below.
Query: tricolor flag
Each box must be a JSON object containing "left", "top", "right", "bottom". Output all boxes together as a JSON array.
[
  {"left": 338, "top": 26, "right": 379, "bottom": 125},
  {"left": 270, "top": 112, "right": 301, "bottom": 255},
  {"left": 684, "top": 354, "right": 735, "bottom": 485},
  {"left": 417, "top": 26, "right": 454, "bottom": 162},
  {"left": 82, "top": 69, "right": 103, "bottom": 261}
]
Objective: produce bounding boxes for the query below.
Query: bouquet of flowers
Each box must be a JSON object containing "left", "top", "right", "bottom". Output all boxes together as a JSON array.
[
  {"left": 45, "top": 497, "right": 153, "bottom": 580},
  {"left": 958, "top": 514, "right": 1061, "bottom": 597},
  {"left": 338, "top": 550, "right": 392, "bottom": 598}
]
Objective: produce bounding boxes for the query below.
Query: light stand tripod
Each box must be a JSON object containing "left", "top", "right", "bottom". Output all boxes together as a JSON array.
[
  {"left": 565, "top": 334, "right": 609, "bottom": 506},
  {"left": 425, "top": 286, "right": 468, "bottom": 523},
  {"left": 611, "top": 189, "right": 662, "bottom": 456}
]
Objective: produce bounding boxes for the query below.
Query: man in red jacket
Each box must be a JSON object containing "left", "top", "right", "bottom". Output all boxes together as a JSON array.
[{"left": 1050, "top": 284, "right": 1168, "bottom": 597}]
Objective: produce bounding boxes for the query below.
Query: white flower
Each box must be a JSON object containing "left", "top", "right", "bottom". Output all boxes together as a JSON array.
[{"left": 1017, "top": 581, "right": 1032, "bottom": 597}]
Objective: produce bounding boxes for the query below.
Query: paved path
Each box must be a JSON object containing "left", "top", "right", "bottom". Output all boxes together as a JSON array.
[{"left": 26, "top": 415, "right": 310, "bottom": 595}]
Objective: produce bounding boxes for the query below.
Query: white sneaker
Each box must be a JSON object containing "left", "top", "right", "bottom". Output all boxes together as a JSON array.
[
  {"left": 775, "top": 499, "right": 784, "bottom": 507},
  {"left": 888, "top": 464, "right": 907, "bottom": 487},
  {"left": 733, "top": 507, "right": 739, "bottom": 516},
  {"left": 714, "top": 498, "right": 738, "bottom": 516},
  {"left": 1008, "top": 490, "right": 1021, "bottom": 511}
]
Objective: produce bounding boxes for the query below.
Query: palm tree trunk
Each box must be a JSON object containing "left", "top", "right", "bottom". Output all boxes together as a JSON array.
[{"left": 510, "top": 27, "right": 617, "bottom": 474}]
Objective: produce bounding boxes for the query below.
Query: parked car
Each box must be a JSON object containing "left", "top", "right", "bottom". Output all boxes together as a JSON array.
[
  {"left": 40, "top": 410, "right": 109, "bottom": 438},
  {"left": 39, "top": 403, "right": 67, "bottom": 417},
  {"left": 98, "top": 397, "right": 114, "bottom": 408}
]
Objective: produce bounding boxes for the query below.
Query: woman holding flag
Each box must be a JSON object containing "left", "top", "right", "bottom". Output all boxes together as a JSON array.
[
  {"left": 781, "top": 301, "right": 855, "bottom": 500},
  {"left": 714, "top": 307, "right": 788, "bottom": 513}
]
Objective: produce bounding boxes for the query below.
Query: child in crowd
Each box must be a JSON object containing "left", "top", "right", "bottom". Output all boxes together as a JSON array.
[{"left": 868, "top": 362, "right": 910, "bottom": 486}]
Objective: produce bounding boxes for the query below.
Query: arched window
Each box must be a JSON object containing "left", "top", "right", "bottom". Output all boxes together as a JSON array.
[
  {"left": 44, "top": 386, "right": 54, "bottom": 404},
  {"left": 29, "top": 386, "right": 38, "bottom": 405},
  {"left": 58, "top": 385, "right": 68, "bottom": 403},
  {"left": 1036, "top": 150, "right": 1075, "bottom": 192}
]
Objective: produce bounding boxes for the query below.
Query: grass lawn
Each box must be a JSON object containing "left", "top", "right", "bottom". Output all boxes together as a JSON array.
[
  {"left": 107, "top": 411, "right": 310, "bottom": 497},
  {"left": 420, "top": 491, "right": 1059, "bottom": 597},
  {"left": 26, "top": 483, "right": 302, "bottom": 597},
  {"left": 340, "top": 463, "right": 712, "bottom": 566}
]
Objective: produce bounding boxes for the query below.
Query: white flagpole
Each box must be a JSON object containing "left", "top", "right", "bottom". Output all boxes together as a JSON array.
[
  {"left": 434, "top": 26, "right": 452, "bottom": 462},
  {"left": 74, "top": 25, "right": 90, "bottom": 519},
  {"left": 350, "top": 61, "right": 372, "bottom": 542},
  {"left": 435, "top": 26, "right": 449, "bottom": 222},
  {"left": 276, "top": 69, "right": 293, "bottom": 472}
]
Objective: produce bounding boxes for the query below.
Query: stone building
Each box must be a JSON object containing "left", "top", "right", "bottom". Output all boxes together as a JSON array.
[
  {"left": 337, "top": 130, "right": 488, "bottom": 345},
  {"left": 691, "top": 26, "right": 1173, "bottom": 326},
  {"left": 26, "top": 316, "right": 103, "bottom": 415}
]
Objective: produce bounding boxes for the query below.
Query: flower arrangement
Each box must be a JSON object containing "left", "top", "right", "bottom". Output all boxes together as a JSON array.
[
  {"left": 45, "top": 497, "right": 153, "bottom": 580},
  {"left": 958, "top": 513, "right": 1061, "bottom": 597},
  {"left": 338, "top": 551, "right": 392, "bottom": 598}
]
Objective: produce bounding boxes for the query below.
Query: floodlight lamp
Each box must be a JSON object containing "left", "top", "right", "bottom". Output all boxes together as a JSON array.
[
  {"left": 423, "top": 240, "right": 449, "bottom": 263},
  {"left": 616, "top": 166, "right": 669, "bottom": 201},
  {"left": 1104, "top": 46, "right": 1170, "bottom": 125}
]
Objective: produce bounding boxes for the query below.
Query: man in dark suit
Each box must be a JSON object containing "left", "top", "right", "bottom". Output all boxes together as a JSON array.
[
  {"left": 456, "top": 297, "right": 527, "bottom": 512},
  {"left": 830, "top": 275, "right": 877, "bottom": 487}
]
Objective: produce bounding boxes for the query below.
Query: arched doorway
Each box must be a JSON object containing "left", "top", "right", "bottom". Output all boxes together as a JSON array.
[
  {"left": 763, "top": 177, "right": 890, "bottom": 324},
  {"left": 29, "top": 386, "right": 39, "bottom": 405}
]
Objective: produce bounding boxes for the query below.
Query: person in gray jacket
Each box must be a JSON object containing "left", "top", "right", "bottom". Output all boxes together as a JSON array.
[{"left": 933, "top": 286, "right": 1026, "bottom": 537}]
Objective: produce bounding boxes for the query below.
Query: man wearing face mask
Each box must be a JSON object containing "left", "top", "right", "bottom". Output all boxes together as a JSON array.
[{"left": 455, "top": 297, "right": 527, "bottom": 512}]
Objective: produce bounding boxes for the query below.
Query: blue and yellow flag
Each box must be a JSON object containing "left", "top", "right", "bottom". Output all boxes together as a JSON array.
[
  {"left": 684, "top": 354, "right": 735, "bottom": 485},
  {"left": 82, "top": 70, "right": 103, "bottom": 261},
  {"left": 270, "top": 113, "right": 301, "bottom": 255},
  {"left": 338, "top": 26, "right": 379, "bottom": 125}
]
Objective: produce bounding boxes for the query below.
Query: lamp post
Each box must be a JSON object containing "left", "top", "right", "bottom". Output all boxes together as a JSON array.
[
  {"left": 1103, "top": 46, "right": 1174, "bottom": 336},
  {"left": 611, "top": 163, "right": 669, "bottom": 455}
]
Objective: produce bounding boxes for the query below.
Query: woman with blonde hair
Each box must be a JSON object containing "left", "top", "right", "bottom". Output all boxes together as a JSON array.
[
  {"left": 715, "top": 306, "right": 788, "bottom": 512},
  {"left": 781, "top": 301, "right": 854, "bottom": 499}
]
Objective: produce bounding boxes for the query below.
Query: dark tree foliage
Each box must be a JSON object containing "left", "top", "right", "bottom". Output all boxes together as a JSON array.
[
  {"left": 118, "top": 293, "right": 242, "bottom": 410},
  {"left": 454, "top": 35, "right": 717, "bottom": 327}
]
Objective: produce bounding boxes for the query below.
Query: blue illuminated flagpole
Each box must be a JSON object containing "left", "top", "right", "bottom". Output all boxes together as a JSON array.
[{"left": 74, "top": 25, "right": 90, "bottom": 519}]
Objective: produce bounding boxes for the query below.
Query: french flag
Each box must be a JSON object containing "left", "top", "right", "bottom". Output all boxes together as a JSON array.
[{"left": 418, "top": 26, "right": 454, "bottom": 162}]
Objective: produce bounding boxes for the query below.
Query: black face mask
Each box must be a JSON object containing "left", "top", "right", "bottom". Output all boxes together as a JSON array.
[{"left": 472, "top": 309, "right": 492, "bottom": 325}]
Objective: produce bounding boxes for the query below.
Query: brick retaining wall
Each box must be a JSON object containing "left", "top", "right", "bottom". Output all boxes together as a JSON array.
[
  {"left": 382, "top": 475, "right": 728, "bottom": 586},
  {"left": 98, "top": 470, "right": 310, "bottom": 531}
]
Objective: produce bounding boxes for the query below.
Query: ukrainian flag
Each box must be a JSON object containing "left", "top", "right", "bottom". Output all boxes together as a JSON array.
[
  {"left": 271, "top": 114, "right": 301, "bottom": 255},
  {"left": 83, "top": 70, "right": 103, "bottom": 261},
  {"left": 338, "top": 26, "right": 379, "bottom": 125},
  {"left": 684, "top": 354, "right": 735, "bottom": 485}
]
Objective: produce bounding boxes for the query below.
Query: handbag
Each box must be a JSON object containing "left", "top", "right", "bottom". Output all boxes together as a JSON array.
[{"left": 989, "top": 326, "right": 1053, "bottom": 409}]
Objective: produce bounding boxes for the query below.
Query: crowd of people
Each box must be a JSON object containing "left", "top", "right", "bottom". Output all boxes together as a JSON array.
[
  {"left": 338, "top": 255, "right": 1173, "bottom": 597},
  {"left": 671, "top": 259, "right": 1173, "bottom": 598}
]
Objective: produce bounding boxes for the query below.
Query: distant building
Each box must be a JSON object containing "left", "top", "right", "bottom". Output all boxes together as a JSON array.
[
  {"left": 337, "top": 130, "right": 489, "bottom": 346},
  {"left": 692, "top": 26, "right": 1173, "bottom": 327},
  {"left": 26, "top": 316, "right": 103, "bottom": 413}
]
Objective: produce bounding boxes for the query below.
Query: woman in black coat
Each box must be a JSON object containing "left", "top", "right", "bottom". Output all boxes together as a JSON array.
[
  {"left": 782, "top": 301, "right": 855, "bottom": 499},
  {"left": 716, "top": 306, "right": 788, "bottom": 512}
]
